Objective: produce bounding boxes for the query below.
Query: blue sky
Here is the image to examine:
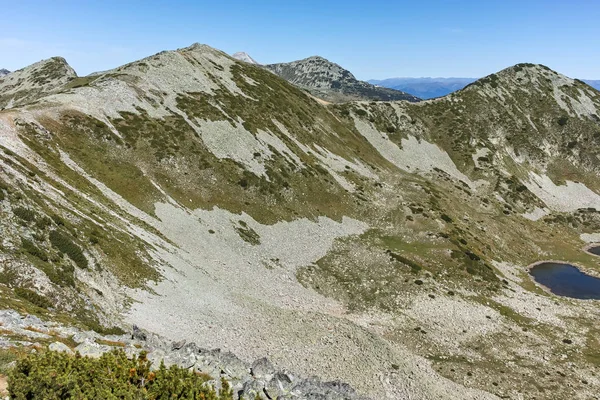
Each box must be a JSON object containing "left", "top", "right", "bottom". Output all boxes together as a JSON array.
[{"left": 1, "top": 0, "right": 598, "bottom": 79}]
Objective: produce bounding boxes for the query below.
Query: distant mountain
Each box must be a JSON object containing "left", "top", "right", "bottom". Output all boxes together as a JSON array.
[
  {"left": 369, "top": 77, "right": 477, "bottom": 99},
  {"left": 265, "top": 56, "right": 420, "bottom": 102},
  {"left": 0, "top": 69, "right": 9, "bottom": 77},
  {"left": 371, "top": 76, "right": 600, "bottom": 99},
  {"left": 232, "top": 51, "right": 260, "bottom": 65},
  {"left": 583, "top": 79, "right": 600, "bottom": 91},
  {"left": 0, "top": 57, "right": 76, "bottom": 108}
]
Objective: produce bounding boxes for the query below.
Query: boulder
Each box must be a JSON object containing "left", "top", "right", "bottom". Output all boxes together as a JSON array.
[
  {"left": 48, "top": 341, "right": 74, "bottom": 355},
  {"left": 131, "top": 324, "right": 147, "bottom": 341},
  {"left": 74, "top": 340, "right": 112, "bottom": 358},
  {"left": 265, "top": 372, "right": 295, "bottom": 399},
  {"left": 251, "top": 357, "right": 275, "bottom": 379},
  {"left": 171, "top": 339, "right": 186, "bottom": 351},
  {"left": 240, "top": 379, "right": 268, "bottom": 400}
]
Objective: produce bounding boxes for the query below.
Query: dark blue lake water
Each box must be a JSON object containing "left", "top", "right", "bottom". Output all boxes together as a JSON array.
[
  {"left": 529, "top": 262, "right": 600, "bottom": 300},
  {"left": 586, "top": 246, "right": 600, "bottom": 256}
]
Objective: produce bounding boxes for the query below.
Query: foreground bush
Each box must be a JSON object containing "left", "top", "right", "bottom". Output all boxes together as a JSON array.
[{"left": 9, "top": 349, "right": 234, "bottom": 400}]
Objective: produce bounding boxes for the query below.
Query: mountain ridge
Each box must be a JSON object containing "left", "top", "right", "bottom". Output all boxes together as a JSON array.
[{"left": 1, "top": 43, "right": 600, "bottom": 400}]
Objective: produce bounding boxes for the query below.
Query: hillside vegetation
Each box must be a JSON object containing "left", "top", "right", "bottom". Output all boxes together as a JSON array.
[{"left": 1, "top": 44, "right": 600, "bottom": 399}]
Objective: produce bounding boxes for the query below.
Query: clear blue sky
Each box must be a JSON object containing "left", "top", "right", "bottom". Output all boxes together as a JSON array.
[{"left": 1, "top": 0, "right": 598, "bottom": 79}]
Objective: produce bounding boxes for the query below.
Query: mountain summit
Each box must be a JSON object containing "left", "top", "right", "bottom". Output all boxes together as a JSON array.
[
  {"left": 265, "top": 55, "right": 420, "bottom": 102},
  {"left": 0, "top": 68, "right": 9, "bottom": 77},
  {"left": 0, "top": 57, "right": 76, "bottom": 108},
  {"left": 232, "top": 51, "right": 260, "bottom": 65}
]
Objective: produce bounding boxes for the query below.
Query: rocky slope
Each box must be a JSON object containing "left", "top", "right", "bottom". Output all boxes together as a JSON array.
[
  {"left": 0, "top": 69, "right": 9, "bottom": 77},
  {"left": 265, "top": 56, "right": 420, "bottom": 102},
  {"left": 1, "top": 45, "right": 600, "bottom": 399}
]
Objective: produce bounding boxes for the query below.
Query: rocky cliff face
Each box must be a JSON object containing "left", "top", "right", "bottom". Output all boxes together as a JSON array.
[
  {"left": 265, "top": 56, "right": 420, "bottom": 102},
  {"left": 1, "top": 44, "right": 600, "bottom": 400}
]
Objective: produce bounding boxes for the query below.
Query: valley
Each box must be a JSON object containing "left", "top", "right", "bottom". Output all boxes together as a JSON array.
[{"left": 1, "top": 43, "right": 600, "bottom": 399}]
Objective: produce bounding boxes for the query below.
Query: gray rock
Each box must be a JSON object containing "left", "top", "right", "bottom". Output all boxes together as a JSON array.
[
  {"left": 291, "top": 378, "right": 367, "bottom": 400},
  {"left": 48, "top": 341, "right": 74, "bottom": 355},
  {"left": 171, "top": 339, "right": 186, "bottom": 350},
  {"left": 251, "top": 357, "right": 275, "bottom": 379},
  {"left": 131, "top": 324, "right": 147, "bottom": 341},
  {"left": 218, "top": 351, "right": 249, "bottom": 380},
  {"left": 164, "top": 351, "right": 196, "bottom": 369},
  {"left": 147, "top": 349, "right": 167, "bottom": 367},
  {"left": 72, "top": 331, "right": 99, "bottom": 344},
  {"left": 265, "top": 372, "right": 294, "bottom": 399},
  {"left": 74, "top": 340, "right": 112, "bottom": 358},
  {"left": 22, "top": 314, "right": 45, "bottom": 328},
  {"left": 181, "top": 341, "right": 199, "bottom": 354},
  {"left": 240, "top": 379, "right": 268, "bottom": 400},
  {"left": 194, "top": 359, "right": 221, "bottom": 379}
]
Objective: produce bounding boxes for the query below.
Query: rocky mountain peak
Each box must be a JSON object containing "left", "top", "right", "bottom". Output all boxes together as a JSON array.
[
  {"left": 0, "top": 56, "right": 77, "bottom": 108},
  {"left": 232, "top": 52, "right": 260, "bottom": 65},
  {"left": 0, "top": 68, "right": 9, "bottom": 77},
  {"left": 265, "top": 55, "right": 419, "bottom": 102},
  {"left": 459, "top": 63, "right": 599, "bottom": 119}
]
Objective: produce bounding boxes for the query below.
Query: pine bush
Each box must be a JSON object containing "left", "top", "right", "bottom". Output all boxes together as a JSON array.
[{"left": 9, "top": 349, "right": 234, "bottom": 400}]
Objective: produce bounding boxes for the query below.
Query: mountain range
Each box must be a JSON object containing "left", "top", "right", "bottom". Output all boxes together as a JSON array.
[
  {"left": 1, "top": 44, "right": 600, "bottom": 400},
  {"left": 368, "top": 77, "right": 477, "bottom": 99},
  {"left": 370, "top": 76, "right": 600, "bottom": 99},
  {"left": 583, "top": 79, "right": 600, "bottom": 91}
]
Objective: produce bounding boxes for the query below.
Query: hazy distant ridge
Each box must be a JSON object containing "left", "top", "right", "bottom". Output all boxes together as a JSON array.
[{"left": 370, "top": 76, "right": 600, "bottom": 99}]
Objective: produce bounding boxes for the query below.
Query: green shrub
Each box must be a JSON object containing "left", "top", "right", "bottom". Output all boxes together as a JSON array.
[
  {"left": 35, "top": 216, "right": 53, "bottom": 230},
  {"left": 8, "top": 350, "right": 233, "bottom": 400},
  {"left": 45, "top": 264, "right": 76, "bottom": 288},
  {"left": 557, "top": 116, "right": 568, "bottom": 126},
  {"left": 21, "top": 238, "right": 49, "bottom": 262},
  {"left": 235, "top": 226, "right": 260, "bottom": 245},
  {"left": 388, "top": 251, "right": 423, "bottom": 274},
  {"left": 13, "top": 207, "right": 36, "bottom": 222},
  {"left": 51, "top": 214, "right": 65, "bottom": 226},
  {"left": 14, "top": 287, "right": 52, "bottom": 309},
  {"left": 440, "top": 214, "right": 453, "bottom": 223},
  {"left": 49, "top": 230, "right": 88, "bottom": 269}
]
